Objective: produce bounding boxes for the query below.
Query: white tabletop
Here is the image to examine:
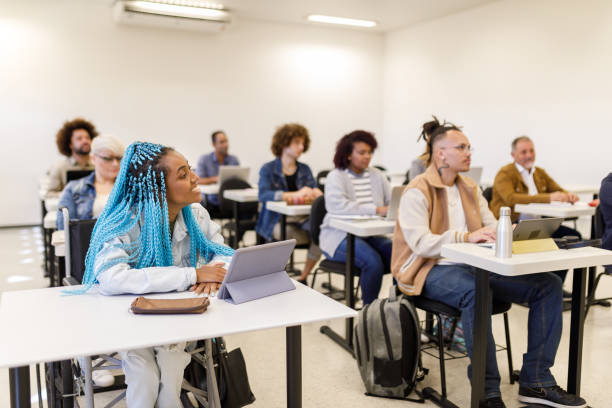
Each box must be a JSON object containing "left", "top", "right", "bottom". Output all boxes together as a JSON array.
[
  {"left": 45, "top": 197, "right": 60, "bottom": 212},
  {"left": 199, "top": 184, "right": 220, "bottom": 195},
  {"left": 329, "top": 217, "right": 395, "bottom": 237},
  {"left": 441, "top": 243, "right": 612, "bottom": 276},
  {"left": 223, "top": 188, "right": 259, "bottom": 202},
  {"left": 266, "top": 201, "right": 311, "bottom": 216},
  {"left": 0, "top": 283, "right": 355, "bottom": 368},
  {"left": 43, "top": 211, "right": 57, "bottom": 229},
  {"left": 51, "top": 230, "right": 65, "bottom": 257},
  {"left": 514, "top": 203, "right": 596, "bottom": 218}
]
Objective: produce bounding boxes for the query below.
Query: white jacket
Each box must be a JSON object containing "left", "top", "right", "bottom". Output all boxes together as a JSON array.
[{"left": 95, "top": 203, "right": 231, "bottom": 295}]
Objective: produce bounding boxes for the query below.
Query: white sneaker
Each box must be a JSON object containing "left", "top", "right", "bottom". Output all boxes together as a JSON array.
[
  {"left": 420, "top": 333, "right": 430, "bottom": 343},
  {"left": 91, "top": 359, "right": 115, "bottom": 387}
]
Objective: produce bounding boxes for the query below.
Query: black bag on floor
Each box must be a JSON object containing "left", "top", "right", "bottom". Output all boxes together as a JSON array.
[{"left": 184, "top": 337, "right": 255, "bottom": 408}]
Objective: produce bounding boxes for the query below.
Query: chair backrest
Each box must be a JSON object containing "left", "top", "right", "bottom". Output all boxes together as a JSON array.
[
  {"left": 482, "top": 186, "right": 493, "bottom": 203},
  {"left": 309, "top": 196, "right": 326, "bottom": 247},
  {"left": 62, "top": 208, "right": 96, "bottom": 284},
  {"left": 316, "top": 170, "right": 330, "bottom": 191},
  {"left": 593, "top": 205, "right": 606, "bottom": 240},
  {"left": 218, "top": 178, "right": 258, "bottom": 219}
]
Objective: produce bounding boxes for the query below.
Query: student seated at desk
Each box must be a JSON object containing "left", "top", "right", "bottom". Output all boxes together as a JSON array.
[
  {"left": 319, "top": 130, "right": 392, "bottom": 305},
  {"left": 256, "top": 123, "right": 322, "bottom": 284},
  {"left": 196, "top": 130, "right": 240, "bottom": 218},
  {"left": 490, "top": 136, "right": 581, "bottom": 289},
  {"left": 56, "top": 135, "right": 125, "bottom": 230},
  {"left": 46, "top": 117, "right": 98, "bottom": 194},
  {"left": 80, "top": 142, "right": 234, "bottom": 407},
  {"left": 391, "top": 119, "right": 585, "bottom": 408}
]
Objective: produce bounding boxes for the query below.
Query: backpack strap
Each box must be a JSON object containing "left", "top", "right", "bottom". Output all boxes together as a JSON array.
[{"left": 388, "top": 284, "right": 400, "bottom": 302}]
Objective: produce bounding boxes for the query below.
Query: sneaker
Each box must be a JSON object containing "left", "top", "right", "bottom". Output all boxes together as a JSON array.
[
  {"left": 518, "top": 385, "right": 586, "bottom": 408},
  {"left": 480, "top": 396, "right": 506, "bottom": 408},
  {"left": 91, "top": 358, "right": 115, "bottom": 387}
]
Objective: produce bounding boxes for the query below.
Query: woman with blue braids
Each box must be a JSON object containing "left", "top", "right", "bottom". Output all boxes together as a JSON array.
[{"left": 84, "top": 141, "right": 234, "bottom": 407}]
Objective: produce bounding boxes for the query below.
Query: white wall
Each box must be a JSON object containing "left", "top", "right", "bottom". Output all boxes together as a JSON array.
[
  {"left": 0, "top": 0, "right": 383, "bottom": 226},
  {"left": 382, "top": 0, "right": 612, "bottom": 185}
]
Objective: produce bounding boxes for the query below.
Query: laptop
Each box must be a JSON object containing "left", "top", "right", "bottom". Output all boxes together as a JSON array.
[
  {"left": 386, "top": 185, "right": 405, "bottom": 221},
  {"left": 461, "top": 166, "right": 483, "bottom": 185},
  {"left": 217, "top": 239, "right": 297, "bottom": 304},
  {"left": 218, "top": 166, "right": 250, "bottom": 186},
  {"left": 66, "top": 169, "right": 93, "bottom": 182},
  {"left": 512, "top": 217, "right": 563, "bottom": 241}
]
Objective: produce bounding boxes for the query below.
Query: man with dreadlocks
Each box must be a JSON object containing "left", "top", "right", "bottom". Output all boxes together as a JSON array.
[
  {"left": 80, "top": 142, "right": 234, "bottom": 407},
  {"left": 390, "top": 118, "right": 585, "bottom": 408}
]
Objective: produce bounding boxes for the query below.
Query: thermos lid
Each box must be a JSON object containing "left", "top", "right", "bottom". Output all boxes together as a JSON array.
[{"left": 500, "top": 206, "right": 511, "bottom": 216}]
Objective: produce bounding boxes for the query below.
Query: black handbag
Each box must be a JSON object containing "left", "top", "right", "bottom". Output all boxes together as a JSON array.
[{"left": 216, "top": 338, "right": 256, "bottom": 408}]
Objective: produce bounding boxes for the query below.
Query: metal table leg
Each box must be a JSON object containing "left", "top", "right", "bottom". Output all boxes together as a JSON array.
[
  {"left": 568, "top": 267, "right": 587, "bottom": 395},
  {"left": 232, "top": 201, "right": 240, "bottom": 249},
  {"left": 9, "top": 366, "right": 30, "bottom": 408},
  {"left": 287, "top": 325, "right": 302, "bottom": 408},
  {"left": 470, "top": 267, "right": 489, "bottom": 408}
]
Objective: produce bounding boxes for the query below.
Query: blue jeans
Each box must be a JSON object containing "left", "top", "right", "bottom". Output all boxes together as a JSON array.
[
  {"left": 422, "top": 264, "right": 563, "bottom": 398},
  {"left": 323, "top": 236, "right": 392, "bottom": 305}
]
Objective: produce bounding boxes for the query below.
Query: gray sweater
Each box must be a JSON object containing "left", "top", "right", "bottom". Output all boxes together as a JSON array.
[{"left": 319, "top": 168, "right": 391, "bottom": 257}]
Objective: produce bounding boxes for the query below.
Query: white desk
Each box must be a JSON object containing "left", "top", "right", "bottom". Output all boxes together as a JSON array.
[
  {"left": 1, "top": 283, "right": 356, "bottom": 407},
  {"left": 322, "top": 217, "right": 395, "bottom": 353},
  {"left": 514, "top": 203, "right": 595, "bottom": 218},
  {"left": 44, "top": 197, "right": 60, "bottom": 212},
  {"left": 223, "top": 188, "right": 258, "bottom": 202},
  {"left": 43, "top": 211, "right": 57, "bottom": 230},
  {"left": 441, "top": 243, "right": 612, "bottom": 407},
  {"left": 222, "top": 189, "right": 259, "bottom": 249},
  {"left": 51, "top": 230, "right": 65, "bottom": 257},
  {"left": 199, "top": 184, "right": 220, "bottom": 195},
  {"left": 265, "top": 201, "right": 311, "bottom": 217},
  {"left": 565, "top": 184, "right": 600, "bottom": 196}
]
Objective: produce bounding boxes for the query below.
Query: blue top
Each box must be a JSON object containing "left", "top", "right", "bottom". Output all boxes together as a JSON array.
[
  {"left": 255, "top": 158, "right": 316, "bottom": 241},
  {"left": 196, "top": 151, "right": 240, "bottom": 205},
  {"left": 600, "top": 173, "right": 612, "bottom": 252},
  {"left": 56, "top": 172, "right": 97, "bottom": 230}
]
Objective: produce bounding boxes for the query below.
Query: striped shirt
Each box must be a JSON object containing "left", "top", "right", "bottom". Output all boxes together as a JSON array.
[{"left": 347, "top": 169, "right": 374, "bottom": 205}]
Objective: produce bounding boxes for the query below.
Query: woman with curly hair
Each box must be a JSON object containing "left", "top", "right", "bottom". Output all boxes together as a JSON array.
[
  {"left": 319, "top": 130, "right": 392, "bottom": 305},
  {"left": 255, "top": 123, "right": 323, "bottom": 284},
  {"left": 46, "top": 117, "right": 99, "bottom": 193},
  {"left": 76, "top": 141, "right": 234, "bottom": 406}
]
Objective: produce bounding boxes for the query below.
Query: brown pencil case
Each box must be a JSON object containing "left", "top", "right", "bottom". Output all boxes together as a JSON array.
[{"left": 130, "top": 296, "right": 210, "bottom": 314}]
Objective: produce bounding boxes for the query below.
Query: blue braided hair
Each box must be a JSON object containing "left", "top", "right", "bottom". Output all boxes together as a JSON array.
[{"left": 70, "top": 141, "right": 234, "bottom": 293}]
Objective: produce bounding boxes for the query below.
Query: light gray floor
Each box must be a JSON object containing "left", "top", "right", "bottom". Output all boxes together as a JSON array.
[{"left": 1, "top": 226, "right": 611, "bottom": 407}]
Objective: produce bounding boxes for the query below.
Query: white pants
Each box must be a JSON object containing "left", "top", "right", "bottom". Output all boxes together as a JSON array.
[{"left": 120, "top": 342, "right": 190, "bottom": 408}]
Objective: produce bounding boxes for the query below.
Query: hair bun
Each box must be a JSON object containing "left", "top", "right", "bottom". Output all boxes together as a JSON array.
[{"left": 419, "top": 115, "right": 441, "bottom": 142}]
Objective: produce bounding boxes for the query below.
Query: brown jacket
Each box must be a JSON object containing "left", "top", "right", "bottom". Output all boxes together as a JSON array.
[
  {"left": 490, "top": 163, "right": 566, "bottom": 222},
  {"left": 391, "top": 166, "right": 487, "bottom": 296}
]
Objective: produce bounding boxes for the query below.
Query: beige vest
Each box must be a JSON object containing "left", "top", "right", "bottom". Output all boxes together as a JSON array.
[{"left": 391, "top": 165, "right": 483, "bottom": 296}]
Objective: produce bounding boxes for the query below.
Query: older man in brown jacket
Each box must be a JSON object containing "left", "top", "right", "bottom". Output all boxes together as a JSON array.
[{"left": 490, "top": 136, "right": 581, "bottom": 286}]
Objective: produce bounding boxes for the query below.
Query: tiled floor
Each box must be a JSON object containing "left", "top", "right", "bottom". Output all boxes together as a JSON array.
[{"left": 1, "top": 227, "right": 611, "bottom": 407}]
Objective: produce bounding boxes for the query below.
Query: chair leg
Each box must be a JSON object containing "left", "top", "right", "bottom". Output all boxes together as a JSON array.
[
  {"left": 436, "top": 314, "right": 448, "bottom": 398},
  {"left": 310, "top": 268, "right": 318, "bottom": 288},
  {"left": 503, "top": 312, "right": 515, "bottom": 384},
  {"left": 446, "top": 317, "right": 458, "bottom": 351},
  {"left": 82, "top": 356, "right": 95, "bottom": 408}
]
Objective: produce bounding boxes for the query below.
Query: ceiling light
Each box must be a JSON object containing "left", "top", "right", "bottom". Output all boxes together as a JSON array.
[
  {"left": 123, "top": 0, "right": 228, "bottom": 20},
  {"left": 307, "top": 15, "right": 377, "bottom": 28}
]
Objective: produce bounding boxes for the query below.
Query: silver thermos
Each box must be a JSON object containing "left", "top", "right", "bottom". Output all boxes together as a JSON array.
[{"left": 496, "top": 207, "right": 513, "bottom": 258}]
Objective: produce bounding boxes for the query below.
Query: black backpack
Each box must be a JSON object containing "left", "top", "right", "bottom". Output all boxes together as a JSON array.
[{"left": 353, "top": 285, "right": 425, "bottom": 402}]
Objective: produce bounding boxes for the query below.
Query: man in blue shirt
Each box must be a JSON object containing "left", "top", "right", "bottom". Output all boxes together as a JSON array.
[{"left": 196, "top": 130, "right": 240, "bottom": 217}]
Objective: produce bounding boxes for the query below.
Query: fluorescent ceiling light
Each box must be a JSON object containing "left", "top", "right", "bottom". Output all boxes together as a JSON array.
[
  {"left": 124, "top": 1, "right": 228, "bottom": 20},
  {"left": 307, "top": 15, "right": 376, "bottom": 28}
]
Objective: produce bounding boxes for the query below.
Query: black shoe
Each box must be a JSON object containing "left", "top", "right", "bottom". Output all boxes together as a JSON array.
[
  {"left": 480, "top": 396, "right": 506, "bottom": 408},
  {"left": 518, "top": 385, "right": 586, "bottom": 407},
  {"left": 296, "top": 278, "right": 307, "bottom": 285},
  {"left": 562, "top": 289, "right": 572, "bottom": 299}
]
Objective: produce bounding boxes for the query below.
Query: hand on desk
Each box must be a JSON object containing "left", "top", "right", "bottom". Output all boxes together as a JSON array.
[
  {"left": 376, "top": 206, "right": 388, "bottom": 217},
  {"left": 550, "top": 191, "right": 579, "bottom": 204},
  {"left": 467, "top": 226, "right": 496, "bottom": 243},
  {"left": 193, "top": 262, "right": 227, "bottom": 295}
]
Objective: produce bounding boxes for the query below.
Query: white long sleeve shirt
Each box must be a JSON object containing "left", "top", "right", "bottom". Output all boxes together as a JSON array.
[{"left": 95, "top": 203, "right": 232, "bottom": 295}]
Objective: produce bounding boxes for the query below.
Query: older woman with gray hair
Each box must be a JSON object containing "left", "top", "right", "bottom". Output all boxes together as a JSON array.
[{"left": 56, "top": 135, "right": 126, "bottom": 230}]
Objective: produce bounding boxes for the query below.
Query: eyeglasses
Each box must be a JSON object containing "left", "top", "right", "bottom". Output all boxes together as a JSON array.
[
  {"left": 96, "top": 154, "right": 123, "bottom": 163},
  {"left": 441, "top": 144, "right": 474, "bottom": 153}
]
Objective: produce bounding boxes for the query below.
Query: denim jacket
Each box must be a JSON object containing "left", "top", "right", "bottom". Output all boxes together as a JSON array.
[
  {"left": 255, "top": 158, "right": 316, "bottom": 240},
  {"left": 56, "top": 172, "right": 97, "bottom": 230}
]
